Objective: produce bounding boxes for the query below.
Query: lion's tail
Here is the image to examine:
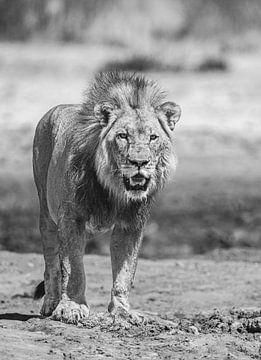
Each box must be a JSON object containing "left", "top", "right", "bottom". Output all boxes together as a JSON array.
[{"left": 34, "top": 281, "right": 45, "bottom": 300}]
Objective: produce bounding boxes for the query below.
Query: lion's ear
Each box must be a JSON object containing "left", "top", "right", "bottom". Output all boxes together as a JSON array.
[
  {"left": 157, "top": 101, "right": 181, "bottom": 131},
  {"left": 94, "top": 102, "right": 117, "bottom": 127}
]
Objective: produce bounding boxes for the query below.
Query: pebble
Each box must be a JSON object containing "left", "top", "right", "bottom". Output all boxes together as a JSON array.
[{"left": 189, "top": 325, "right": 199, "bottom": 335}]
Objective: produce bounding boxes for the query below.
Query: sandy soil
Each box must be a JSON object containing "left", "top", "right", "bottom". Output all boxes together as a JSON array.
[{"left": 1, "top": 251, "right": 261, "bottom": 359}]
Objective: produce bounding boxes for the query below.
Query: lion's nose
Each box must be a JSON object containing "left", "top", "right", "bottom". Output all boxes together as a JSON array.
[{"left": 128, "top": 159, "right": 149, "bottom": 168}]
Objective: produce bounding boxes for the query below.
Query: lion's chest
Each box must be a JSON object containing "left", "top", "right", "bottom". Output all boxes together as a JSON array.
[{"left": 84, "top": 215, "right": 114, "bottom": 234}]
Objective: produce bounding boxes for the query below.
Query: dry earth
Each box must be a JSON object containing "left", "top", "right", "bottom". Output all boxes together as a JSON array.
[{"left": 1, "top": 250, "right": 261, "bottom": 359}]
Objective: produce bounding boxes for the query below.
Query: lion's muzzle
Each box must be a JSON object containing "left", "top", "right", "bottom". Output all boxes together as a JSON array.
[
  {"left": 121, "top": 150, "right": 154, "bottom": 192},
  {"left": 123, "top": 173, "right": 151, "bottom": 191}
]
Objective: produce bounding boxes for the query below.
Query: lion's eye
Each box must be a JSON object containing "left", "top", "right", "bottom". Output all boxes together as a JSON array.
[
  {"left": 150, "top": 134, "right": 159, "bottom": 141},
  {"left": 117, "top": 133, "right": 128, "bottom": 140}
]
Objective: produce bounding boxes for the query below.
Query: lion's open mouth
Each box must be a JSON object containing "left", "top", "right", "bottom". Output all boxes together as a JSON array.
[{"left": 123, "top": 174, "right": 150, "bottom": 191}]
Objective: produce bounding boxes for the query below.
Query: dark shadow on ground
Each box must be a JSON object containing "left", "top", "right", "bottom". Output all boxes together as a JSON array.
[{"left": 0, "top": 313, "right": 43, "bottom": 321}]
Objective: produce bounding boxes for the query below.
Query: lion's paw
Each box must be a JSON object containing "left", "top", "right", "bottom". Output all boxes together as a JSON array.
[
  {"left": 110, "top": 307, "right": 146, "bottom": 325},
  {"left": 51, "top": 299, "right": 90, "bottom": 324}
]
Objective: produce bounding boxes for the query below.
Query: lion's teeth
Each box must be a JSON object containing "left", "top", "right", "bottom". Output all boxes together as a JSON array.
[{"left": 130, "top": 178, "right": 146, "bottom": 186}]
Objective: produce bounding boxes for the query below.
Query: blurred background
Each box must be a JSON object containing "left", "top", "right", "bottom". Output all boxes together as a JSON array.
[{"left": 0, "top": 0, "right": 260, "bottom": 258}]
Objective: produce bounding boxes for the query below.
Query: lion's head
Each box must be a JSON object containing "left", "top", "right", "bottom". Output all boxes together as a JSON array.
[{"left": 72, "top": 72, "right": 181, "bottom": 204}]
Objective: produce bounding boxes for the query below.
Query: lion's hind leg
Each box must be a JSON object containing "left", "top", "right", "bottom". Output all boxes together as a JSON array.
[
  {"left": 39, "top": 214, "right": 62, "bottom": 316},
  {"left": 33, "top": 107, "right": 63, "bottom": 316},
  {"left": 51, "top": 214, "right": 90, "bottom": 324}
]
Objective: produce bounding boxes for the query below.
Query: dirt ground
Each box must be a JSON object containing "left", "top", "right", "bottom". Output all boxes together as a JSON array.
[{"left": 1, "top": 250, "right": 261, "bottom": 359}]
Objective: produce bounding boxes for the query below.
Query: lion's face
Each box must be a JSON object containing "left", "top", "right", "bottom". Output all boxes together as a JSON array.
[
  {"left": 108, "top": 109, "right": 171, "bottom": 199},
  {"left": 95, "top": 102, "right": 181, "bottom": 201}
]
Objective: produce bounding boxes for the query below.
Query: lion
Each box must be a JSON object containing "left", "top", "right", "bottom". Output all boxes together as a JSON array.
[{"left": 33, "top": 71, "right": 181, "bottom": 324}]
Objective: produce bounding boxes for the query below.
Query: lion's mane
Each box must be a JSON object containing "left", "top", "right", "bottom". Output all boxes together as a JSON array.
[{"left": 69, "top": 72, "right": 171, "bottom": 227}]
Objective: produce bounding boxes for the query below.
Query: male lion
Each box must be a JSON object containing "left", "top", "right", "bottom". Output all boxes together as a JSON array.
[{"left": 33, "top": 71, "right": 181, "bottom": 324}]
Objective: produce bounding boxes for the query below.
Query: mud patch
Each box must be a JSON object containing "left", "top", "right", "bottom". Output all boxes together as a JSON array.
[
  {"left": 1, "top": 252, "right": 261, "bottom": 359},
  {"left": 80, "top": 312, "right": 179, "bottom": 338},
  {"left": 24, "top": 307, "right": 261, "bottom": 339},
  {"left": 174, "top": 308, "right": 261, "bottom": 336}
]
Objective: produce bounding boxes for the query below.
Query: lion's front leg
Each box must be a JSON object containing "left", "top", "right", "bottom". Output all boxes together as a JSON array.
[
  {"left": 51, "top": 216, "right": 90, "bottom": 324},
  {"left": 108, "top": 225, "right": 143, "bottom": 321}
]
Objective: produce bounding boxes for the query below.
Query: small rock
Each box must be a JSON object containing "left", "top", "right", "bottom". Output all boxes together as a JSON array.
[
  {"left": 230, "top": 321, "right": 242, "bottom": 331},
  {"left": 189, "top": 325, "right": 199, "bottom": 335},
  {"left": 226, "top": 353, "right": 236, "bottom": 360}
]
